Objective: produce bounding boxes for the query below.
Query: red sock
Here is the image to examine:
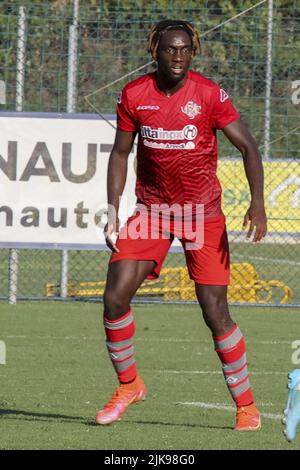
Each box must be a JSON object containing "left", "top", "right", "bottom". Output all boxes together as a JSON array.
[
  {"left": 104, "top": 308, "right": 137, "bottom": 383},
  {"left": 214, "top": 324, "right": 254, "bottom": 406}
]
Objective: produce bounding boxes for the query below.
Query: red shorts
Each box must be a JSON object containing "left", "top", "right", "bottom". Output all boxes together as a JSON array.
[{"left": 110, "top": 212, "right": 230, "bottom": 285}]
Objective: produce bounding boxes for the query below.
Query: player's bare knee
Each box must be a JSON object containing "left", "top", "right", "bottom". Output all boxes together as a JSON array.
[
  {"left": 203, "top": 311, "right": 234, "bottom": 336},
  {"left": 201, "top": 295, "right": 230, "bottom": 319},
  {"left": 197, "top": 288, "right": 233, "bottom": 333},
  {"left": 103, "top": 290, "right": 129, "bottom": 320}
]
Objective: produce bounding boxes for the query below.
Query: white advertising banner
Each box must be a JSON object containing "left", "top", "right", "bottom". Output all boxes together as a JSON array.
[{"left": 0, "top": 112, "right": 138, "bottom": 249}]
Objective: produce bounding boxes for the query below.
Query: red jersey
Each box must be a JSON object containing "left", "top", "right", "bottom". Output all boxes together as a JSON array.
[{"left": 117, "top": 70, "right": 240, "bottom": 217}]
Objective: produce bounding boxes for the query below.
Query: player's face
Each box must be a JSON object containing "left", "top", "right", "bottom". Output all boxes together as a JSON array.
[{"left": 156, "top": 30, "right": 193, "bottom": 84}]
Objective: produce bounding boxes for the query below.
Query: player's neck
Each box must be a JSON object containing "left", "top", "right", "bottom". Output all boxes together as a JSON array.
[{"left": 155, "top": 71, "right": 188, "bottom": 97}]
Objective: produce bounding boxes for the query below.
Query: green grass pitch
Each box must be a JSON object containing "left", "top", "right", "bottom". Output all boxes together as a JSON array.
[{"left": 0, "top": 300, "right": 300, "bottom": 450}]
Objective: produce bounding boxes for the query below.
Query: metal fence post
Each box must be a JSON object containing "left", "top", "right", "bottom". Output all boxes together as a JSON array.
[
  {"left": 60, "top": 0, "right": 80, "bottom": 298},
  {"left": 9, "top": 249, "right": 18, "bottom": 305},
  {"left": 0, "top": 80, "right": 6, "bottom": 104},
  {"left": 9, "top": 6, "right": 27, "bottom": 305},
  {"left": 263, "top": 0, "right": 274, "bottom": 161},
  {"left": 67, "top": 0, "right": 79, "bottom": 114}
]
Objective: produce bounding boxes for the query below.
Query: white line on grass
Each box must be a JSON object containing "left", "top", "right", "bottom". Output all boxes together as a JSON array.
[
  {"left": 176, "top": 402, "right": 282, "bottom": 420},
  {"left": 158, "top": 369, "right": 287, "bottom": 376},
  {"left": 233, "top": 254, "right": 300, "bottom": 266},
  {"left": 4, "top": 335, "right": 99, "bottom": 340},
  {"left": 3, "top": 335, "right": 293, "bottom": 345},
  {"left": 139, "top": 338, "right": 293, "bottom": 345}
]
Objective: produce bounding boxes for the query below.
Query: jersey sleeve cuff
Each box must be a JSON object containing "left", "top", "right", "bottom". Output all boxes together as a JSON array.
[
  {"left": 217, "top": 114, "right": 241, "bottom": 129},
  {"left": 117, "top": 125, "right": 137, "bottom": 132}
]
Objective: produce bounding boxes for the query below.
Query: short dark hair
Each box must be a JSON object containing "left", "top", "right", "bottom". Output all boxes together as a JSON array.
[{"left": 148, "top": 19, "right": 201, "bottom": 60}]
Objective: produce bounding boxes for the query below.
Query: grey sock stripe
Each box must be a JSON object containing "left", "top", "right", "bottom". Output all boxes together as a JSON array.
[
  {"left": 214, "top": 326, "right": 243, "bottom": 350},
  {"left": 111, "top": 355, "right": 136, "bottom": 373},
  {"left": 107, "top": 344, "right": 135, "bottom": 362},
  {"left": 227, "top": 377, "right": 250, "bottom": 398},
  {"left": 106, "top": 339, "right": 133, "bottom": 350},
  {"left": 104, "top": 313, "right": 133, "bottom": 330},
  {"left": 222, "top": 353, "right": 247, "bottom": 374}
]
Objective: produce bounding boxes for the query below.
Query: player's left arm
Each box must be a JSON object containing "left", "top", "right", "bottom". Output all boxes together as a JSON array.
[{"left": 222, "top": 119, "right": 267, "bottom": 243}]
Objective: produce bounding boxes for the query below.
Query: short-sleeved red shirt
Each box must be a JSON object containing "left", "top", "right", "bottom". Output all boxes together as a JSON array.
[{"left": 117, "top": 70, "right": 240, "bottom": 217}]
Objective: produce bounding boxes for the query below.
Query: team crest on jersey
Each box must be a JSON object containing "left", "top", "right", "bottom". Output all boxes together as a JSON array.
[{"left": 181, "top": 101, "right": 201, "bottom": 119}]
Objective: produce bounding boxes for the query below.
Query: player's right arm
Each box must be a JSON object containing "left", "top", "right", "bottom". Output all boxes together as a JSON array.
[{"left": 105, "top": 129, "right": 136, "bottom": 252}]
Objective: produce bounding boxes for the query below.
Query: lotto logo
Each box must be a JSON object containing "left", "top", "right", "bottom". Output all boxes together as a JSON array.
[
  {"left": 225, "top": 376, "right": 238, "bottom": 385},
  {"left": 220, "top": 89, "right": 229, "bottom": 102}
]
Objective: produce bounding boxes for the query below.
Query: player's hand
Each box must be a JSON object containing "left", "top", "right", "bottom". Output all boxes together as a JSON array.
[
  {"left": 104, "top": 219, "right": 120, "bottom": 253},
  {"left": 243, "top": 201, "right": 267, "bottom": 243}
]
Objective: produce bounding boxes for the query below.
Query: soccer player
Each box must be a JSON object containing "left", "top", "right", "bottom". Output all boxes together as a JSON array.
[
  {"left": 283, "top": 369, "right": 300, "bottom": 442},
  {"left": 95, "top": 19, "right": 267, "bottom": 430}
]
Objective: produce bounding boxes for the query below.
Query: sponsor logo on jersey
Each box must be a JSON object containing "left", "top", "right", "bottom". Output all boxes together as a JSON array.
[
  {"left": 220, "top": 89, "right": 229, "bottom": 103},
  {"left": 141, "top": 125, "right": 197, "bottom": 141},
  {"left": 143, "top": 140, "right": 196, "bottom": 150},
  {"left": 181, "top": 100, "right": 201, "bottom": 119},
  {"left": 136, "top": 105, "right": 160, "bottom": 110},
  {"left": 183, "top": 125, "right": 198, "bottom": 140}
]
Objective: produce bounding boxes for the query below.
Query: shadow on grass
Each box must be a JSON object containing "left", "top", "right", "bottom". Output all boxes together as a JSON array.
[
  {"left": 0, "top": 408, "right": 90, "bottom": 425},
  {"left": 0, "top": 409, "right": 232, "bottom": 430},
  {"left": 123, "top": 419, "right": 232, "bottom": 430}
]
